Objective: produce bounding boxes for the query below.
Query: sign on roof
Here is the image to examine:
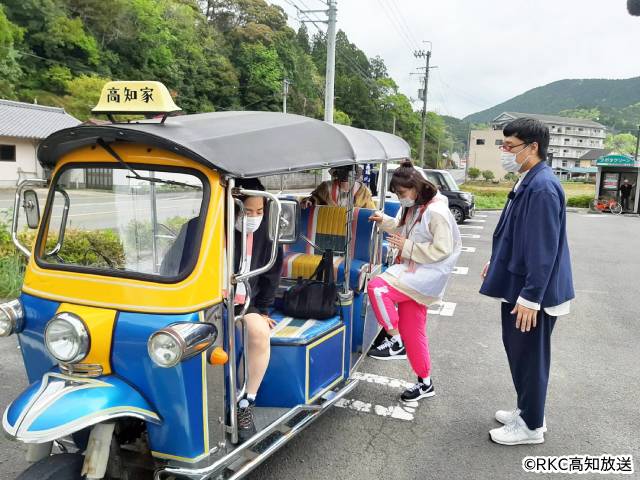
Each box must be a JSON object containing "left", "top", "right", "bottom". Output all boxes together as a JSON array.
[
  {"left": 92, "top": 81, "right": 181, "bottom": 115},
  {"left": 596, "top": 154, "right": 637, "bottom": 167}
]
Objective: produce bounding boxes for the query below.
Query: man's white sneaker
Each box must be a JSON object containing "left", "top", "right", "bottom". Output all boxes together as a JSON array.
[
  {"left": 495, "top": 408, "right": 547, "bottom": 432},
  {"left": 490, "top": 415, "right": 544, "bottom": 445}
]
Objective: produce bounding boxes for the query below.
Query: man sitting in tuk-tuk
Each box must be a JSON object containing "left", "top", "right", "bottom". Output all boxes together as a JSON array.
[
  {"left": 302, "top": 165, "right": 376, "bottom": 209},
  {"left": 234, "top": 178, "right": 284, "bottom": 442}
]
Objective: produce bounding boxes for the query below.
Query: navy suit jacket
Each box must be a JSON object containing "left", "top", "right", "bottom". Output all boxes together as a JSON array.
[{"left": 480, "top": 162, "right": 575, "bottom": 308}]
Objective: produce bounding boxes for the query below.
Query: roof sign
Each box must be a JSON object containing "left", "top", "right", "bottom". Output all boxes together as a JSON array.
[
  {"left": 596, "top": 154, "right": 637, "bottom": 167},
  {"left": 92, "top": 81, "right": 181, "bottom": 115}
]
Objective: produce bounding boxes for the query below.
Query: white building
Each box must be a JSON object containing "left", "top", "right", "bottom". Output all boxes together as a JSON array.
[
  {"left": 0, "top": 99, "right": 80, "bottom": 187},
  {"left": 492, "top": 112, "right": 606, "bottom": 178}
]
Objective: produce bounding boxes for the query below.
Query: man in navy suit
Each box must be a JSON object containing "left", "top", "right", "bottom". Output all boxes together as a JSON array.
[{"left": 480, "top": 118, "right": 574, "bottom": 445}]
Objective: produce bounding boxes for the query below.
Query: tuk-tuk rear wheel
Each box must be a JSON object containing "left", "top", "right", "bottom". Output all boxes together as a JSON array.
[{"left": 16, "top": 453, "right": 84, "bottom": 480}]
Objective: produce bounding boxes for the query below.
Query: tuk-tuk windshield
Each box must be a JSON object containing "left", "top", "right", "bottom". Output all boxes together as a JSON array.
[{"left": 36, "top": 165, "right": 207, "bottom": 281}]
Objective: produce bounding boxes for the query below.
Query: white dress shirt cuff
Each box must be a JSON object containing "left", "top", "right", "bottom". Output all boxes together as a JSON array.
[{"left": 517, "top": 296, "right": 541, "bottom": 311}]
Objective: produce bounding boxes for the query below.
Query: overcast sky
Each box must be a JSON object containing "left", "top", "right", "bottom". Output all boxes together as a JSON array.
[{"left": 270, "top": 0, "right": 640, "bottom": 119}]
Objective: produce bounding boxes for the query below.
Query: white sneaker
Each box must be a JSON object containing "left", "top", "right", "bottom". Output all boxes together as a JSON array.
[
  {"left": 495, "top": 408, "right": 547, "bottom": 432},
  {"left": 490, "top": 415, "right": 544, "bottom": 445}
]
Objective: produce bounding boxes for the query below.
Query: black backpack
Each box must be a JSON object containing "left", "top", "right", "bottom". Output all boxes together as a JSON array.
[{"left": 282, "top": 249, "right": 338, "bottom": 320}]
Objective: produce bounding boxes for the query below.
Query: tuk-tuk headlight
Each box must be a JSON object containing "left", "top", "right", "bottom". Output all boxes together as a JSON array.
[
  {"left": 45, "top": 313, "right": 90, "bottom": 364},
  {"left": 148, "top": 322, "right": 218, "bottom": 368},
  {"left": 0, "top": 300, "right": 24, "bottom": 337}
]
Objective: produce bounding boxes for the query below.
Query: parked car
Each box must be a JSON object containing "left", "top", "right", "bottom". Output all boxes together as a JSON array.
[{"left": 376, "top": 164, "right": 475, "bottom": 224}]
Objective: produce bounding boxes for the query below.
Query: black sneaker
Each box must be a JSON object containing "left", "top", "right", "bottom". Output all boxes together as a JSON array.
[
  {"left": 237, "top": 397, "right": 256, "bottom": 443},
  {"left": 368, "top": 337, "right": 407, "bottom": 360},
  {"left": 400, "top": 378, "right": 435, "bottom": 402}
]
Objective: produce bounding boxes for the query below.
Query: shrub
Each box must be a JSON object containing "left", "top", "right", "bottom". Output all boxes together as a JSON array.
[
  {"left": 566, "top": 194, "right": 593, "bottom": 208},
  {"left": 504, "top": 172, "right": 518, "bottom": 182},
  {"left": 468, "top": 167, "right": 481, "bottom": 180},
  {"left": 482, "top": 170, "right": 495, "bottom": 182}
]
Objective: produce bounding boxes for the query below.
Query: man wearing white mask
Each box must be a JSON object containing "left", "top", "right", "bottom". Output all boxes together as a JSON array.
[
  {"left": 233, "top": 178, "right": 283, "bottom": 442},
  {"left": 480, "top": 118, "right": 574, "bottom": 446}
]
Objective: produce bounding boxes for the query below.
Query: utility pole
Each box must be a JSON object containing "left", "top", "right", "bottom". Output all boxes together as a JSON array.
[
  {"left": 412, "top": 43, "right": 436, "bottom": 167},
  {"left": 282, "top": 78, "right": 291, "bottom": 113},
  {"left": 392, "top": 115, "right": 396, "bottom": 135}
]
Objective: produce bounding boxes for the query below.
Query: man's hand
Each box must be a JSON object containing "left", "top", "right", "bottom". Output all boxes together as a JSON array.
[
  {"left": 481, "top": 261, "right": 490, "bottom": 279},
  {"left": 511, "top": 303, "right": 538, "bottom": 332},
  {"left": 301, "top": 198, "right": 314, "bottom": 209},
  {"left": 388, "top": 233, "right": 406, "bottom": 251}
]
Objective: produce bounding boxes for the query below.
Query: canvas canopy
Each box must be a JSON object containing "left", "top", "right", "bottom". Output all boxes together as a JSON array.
[{"left": 38, "top": 111, "right": 411, "bottom": 177}]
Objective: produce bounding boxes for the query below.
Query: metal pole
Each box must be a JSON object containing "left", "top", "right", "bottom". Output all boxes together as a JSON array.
[
  {"left": 414, "top": 49, "right": 431, "bottom": 167},
  {"left": 635, "top": 125, "right": 640, "bottom": 213},
  {"left": 392, "top": 115, "right": 396, "bottom": 135},
  {"left": 324, "top": 0, "right": 337, "bottom": 124},
  {"left": 283, "top": 78, "right": 290, "bottom": 113}
]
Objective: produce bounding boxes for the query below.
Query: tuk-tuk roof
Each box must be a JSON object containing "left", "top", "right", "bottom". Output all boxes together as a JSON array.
[{"left": 38, "top": 111, "right": 410, "bottom": 177}]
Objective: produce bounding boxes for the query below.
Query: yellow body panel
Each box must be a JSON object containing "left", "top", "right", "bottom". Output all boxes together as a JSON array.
[
  {"left": 22, "top": 145, "right": 225, "bottom": 314},
  {"left": 56, "top": 303, "right": 116, "bottom": 374}
]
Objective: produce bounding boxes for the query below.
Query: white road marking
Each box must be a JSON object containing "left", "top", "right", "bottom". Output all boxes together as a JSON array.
[
  {"left": 459, "top": 225, "right": 484, "bottom": 229},
  {"left": 461, "top": 246, "right": 476, "bottom": 253},
  {"left": 335, "top": 398, "right": 417, "bottom": 421},
  {"left": 429, "top": 301, "right": 456, "bottom": 317},
  {"left": 460, "top": 233, "right": 480, "bottom": 239},
  {"left": 466, "top": 219, "right": 486, "bottom": 223},
  {"left": 353, "top": 372, "right": 414, "bottom": 389},
  {"left": 453, "top": 267, "right": 469, "bottom": 275},
  {"left": 474, "top": 214, "right": 488, "bottom": 218}
]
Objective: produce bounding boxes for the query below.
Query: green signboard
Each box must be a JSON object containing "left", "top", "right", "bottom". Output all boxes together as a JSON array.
[{"left": 596, "top": 154, "right": 636, "bottom": 166}]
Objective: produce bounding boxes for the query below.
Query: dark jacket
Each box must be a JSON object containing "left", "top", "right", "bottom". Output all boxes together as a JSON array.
[
  {"left": 480, "top": 162, "right": 575, "bottom": 308},
  {"left": 234, "top": 212, "right": 283, "bottom": 315}
]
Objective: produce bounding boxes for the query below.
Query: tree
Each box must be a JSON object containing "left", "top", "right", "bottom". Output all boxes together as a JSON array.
[
  {"left": 468, "top": 167, "right": 481, "bottom": 180},
  {"left": 504, "top": 172, "right": 518, "bottom": 182},
  {"left": 605, "top": 133, "right": 638, "bottom": 156},
  {"left": 0, "top": 5, "right": 24, "bottom": 99},
  {"left": 482, "top": 170, "right": 495, "bottom": 182}
]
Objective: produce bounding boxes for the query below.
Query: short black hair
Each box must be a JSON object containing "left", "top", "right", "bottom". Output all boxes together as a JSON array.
[
  {"left": 236, "top": 177, "right": 265, "bottom": 191},
  {"left": 503, "top": 118, "right": 549, "bottom": 161}
]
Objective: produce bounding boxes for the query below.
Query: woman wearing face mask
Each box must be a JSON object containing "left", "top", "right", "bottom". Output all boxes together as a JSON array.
[
  {"left": 367, "top": 160, "right": 462, "bottom": 402},
  {"left": 233, "top": 178, "right": 284, "bottom": 442},
  {"left": 301, "top": 165, "right": 376, "bottom": 209}
]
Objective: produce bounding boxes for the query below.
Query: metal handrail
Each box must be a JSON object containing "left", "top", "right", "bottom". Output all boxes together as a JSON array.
[{"left": 12, "top": 179, "right": 47, "bottom": 258}]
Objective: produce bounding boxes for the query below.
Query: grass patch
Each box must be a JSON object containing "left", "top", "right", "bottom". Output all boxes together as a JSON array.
[
  {"left": 0, "top": 254, "right": 25, "bottom": 299},
  {"left": 461, "top": 181, "right": 596, "bottom": 210}
]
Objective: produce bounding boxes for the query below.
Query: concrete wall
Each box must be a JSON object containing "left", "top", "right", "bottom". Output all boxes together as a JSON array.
[
  {"left": 0, "top": 136, "right": 44, "bottom": 187},
  {"left": 468, "top": 129, "right": 507, "bottom": 179}
]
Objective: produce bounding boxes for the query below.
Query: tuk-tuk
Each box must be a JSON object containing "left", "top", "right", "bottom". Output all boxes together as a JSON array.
[{"left": 0, "top": 81, "right": 408, "bottom": 479}]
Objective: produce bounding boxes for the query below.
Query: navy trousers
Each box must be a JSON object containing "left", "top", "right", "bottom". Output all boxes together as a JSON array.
[{"left": 501, "top": 303, "right": 557, "bottom": 430}]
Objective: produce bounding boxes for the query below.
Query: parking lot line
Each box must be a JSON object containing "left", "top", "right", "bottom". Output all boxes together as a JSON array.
[
  {"left": 453, "top": 267, "right": 469, "bottom": 275},
  {"left": 459, "top": 225, "right": 484, "bottom": 229},
  {"left": 335, "top": 398, "right": 417, "bottom": 421},
  {"left": 461, "top": 246, "right": 476, "bottom": 253},
  {"left": 466, "top": 219, "right": 486, "bottom": 223},
  {"left": 353, "top": 372, "right": 414, "bottom": 389},
  {"left": 429, "top": 301, "right": 456, "bottom": 316},
  {"left": 460, "top": 233, "right": 480, "bottom": 239}
]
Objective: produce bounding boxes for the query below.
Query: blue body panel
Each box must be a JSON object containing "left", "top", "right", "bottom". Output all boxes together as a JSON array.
[
  {"left": 268, "top": 311, "right": 342, "bottom": 345},
  {"left": 17, "top": 294, "right": 59, "bottom": 383},
  {"left": 3, "top": 372, "right": 159, "bottom": 442},
  {"left": 111, "top": 311, "right": 208, "bottom": 462}
]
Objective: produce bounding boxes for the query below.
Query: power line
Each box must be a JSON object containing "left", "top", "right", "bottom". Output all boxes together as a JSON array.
[
  {"left": 388, "top": 0, "right": 421, "bottom": 50},
  {"left": 374, "top": 0, "right": 417, "bottom": 52}
]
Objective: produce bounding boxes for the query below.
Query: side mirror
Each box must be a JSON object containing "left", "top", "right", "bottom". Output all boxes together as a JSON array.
[
  {"left": 273, "top": 199, "right": 299, "bottom": 244},
  {"left": 22, "top": 189, "right": 40, "bottom": 229}
]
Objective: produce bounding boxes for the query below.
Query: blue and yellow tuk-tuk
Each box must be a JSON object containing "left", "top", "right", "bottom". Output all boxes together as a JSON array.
[{"left": 0, "top": 81, "right": 408, "bottom": 479}]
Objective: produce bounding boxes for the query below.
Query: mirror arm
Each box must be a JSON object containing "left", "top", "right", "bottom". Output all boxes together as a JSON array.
[{"left": 46, "top": 188, "right": 70, "bottom": 257}]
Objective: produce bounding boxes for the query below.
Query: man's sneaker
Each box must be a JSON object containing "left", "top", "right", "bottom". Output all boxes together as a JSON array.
[
  {"left": 489, "top": 415, "right": 544, "bottom": 445},
  {"left": 495, "top": 408, "right": 547, "bottom": 432},
  {"left": 237, "top": 397, "right": 256, "bottom": 443},
  {"left": 368, "top": 337, "right": 407, "bottom": 360},
  {"left": 400, "top": 377, "right": 435, "bottom": 402}
]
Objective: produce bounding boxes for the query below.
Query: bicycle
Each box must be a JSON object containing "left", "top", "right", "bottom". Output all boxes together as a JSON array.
[{"left": 589, "top": 197, "right": 623, "bottom": 215}]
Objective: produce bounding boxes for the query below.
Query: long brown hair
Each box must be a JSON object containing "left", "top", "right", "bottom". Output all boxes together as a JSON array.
[{"left": 389, "top": 160, "right": 437, "bottom": 226}]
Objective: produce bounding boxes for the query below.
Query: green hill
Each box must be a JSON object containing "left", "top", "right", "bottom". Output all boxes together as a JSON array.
[{"left": 464, "top": 77, "right": 640, "bottom": 129}]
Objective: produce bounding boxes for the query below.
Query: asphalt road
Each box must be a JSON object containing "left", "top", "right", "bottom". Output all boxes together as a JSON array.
[{"left": 0, "top": 211, "right": 638, "bottom": 479}]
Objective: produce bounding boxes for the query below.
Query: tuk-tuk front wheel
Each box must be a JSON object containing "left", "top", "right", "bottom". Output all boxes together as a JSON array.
[{"left": 17, "top": 453, "right": 84, "bottom": 480}]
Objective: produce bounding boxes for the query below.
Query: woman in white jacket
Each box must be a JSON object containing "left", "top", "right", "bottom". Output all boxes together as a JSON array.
[{"left": 368, "top": 160, "right": 461, "bottom": 401}]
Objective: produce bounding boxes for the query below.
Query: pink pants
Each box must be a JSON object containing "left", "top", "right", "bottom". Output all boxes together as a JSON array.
[{"left": 367, "top": 276, "right": 431, "bottom": 379}]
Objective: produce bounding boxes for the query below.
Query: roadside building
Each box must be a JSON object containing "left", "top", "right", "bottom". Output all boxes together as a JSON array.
[{"left": 0, "top": 99, "right": 80, "bottom": 187}]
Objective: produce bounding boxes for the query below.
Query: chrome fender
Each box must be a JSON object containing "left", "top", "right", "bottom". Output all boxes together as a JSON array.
[{"left": 2, "top": 372, "right": 160, "bottom": 443}]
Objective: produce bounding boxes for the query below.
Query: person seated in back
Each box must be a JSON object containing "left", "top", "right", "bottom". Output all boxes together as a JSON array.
[
  {"left": 233, "top": 178, "right": 284, "bottom": 443},
  {"left": 302, "top": 165, "right": 376, "bottom": 209}
]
